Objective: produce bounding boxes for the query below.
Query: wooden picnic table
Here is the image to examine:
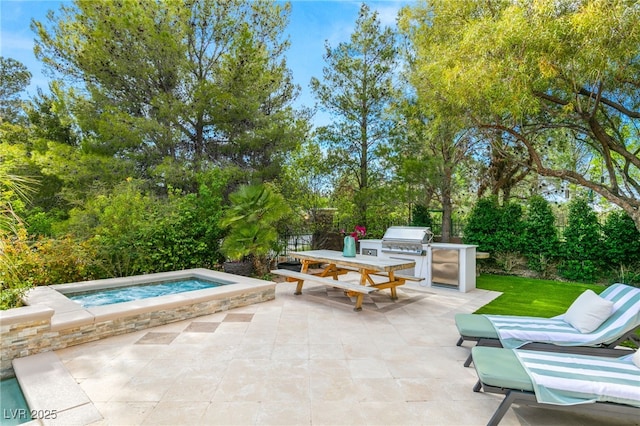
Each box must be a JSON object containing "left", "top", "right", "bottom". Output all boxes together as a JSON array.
[{"left": 272, "top": 250, "right": 416, "bottom": 311}]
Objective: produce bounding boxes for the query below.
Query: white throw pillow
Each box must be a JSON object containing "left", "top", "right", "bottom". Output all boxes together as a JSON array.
[
  {"left": 634, "top": 350, "right": 640, "bottom": 369},
  {"left": 563, "top": 289, "right": 614, "bottom": 333}
]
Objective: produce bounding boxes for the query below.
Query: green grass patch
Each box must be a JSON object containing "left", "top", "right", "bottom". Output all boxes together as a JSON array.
[{"left": 474, "top": 274, "right": 606, "bottom": 317}]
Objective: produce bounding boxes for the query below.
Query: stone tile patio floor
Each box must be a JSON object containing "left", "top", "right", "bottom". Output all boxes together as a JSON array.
[{"left": 46, "top": 278, "right": 635, "bottom": 425}]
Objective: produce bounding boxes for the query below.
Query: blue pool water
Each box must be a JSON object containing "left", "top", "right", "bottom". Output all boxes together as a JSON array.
[
  {"left": 0, "top": 378, "right": 32, "bottom": 425},
  {"left": 67, "top": 279, "right": 230, "bottom": 307}
]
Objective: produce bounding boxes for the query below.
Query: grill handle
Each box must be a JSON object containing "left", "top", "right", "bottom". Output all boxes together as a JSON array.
[{"left": 381, "top": 249, "right": 426, "bottom": 256}]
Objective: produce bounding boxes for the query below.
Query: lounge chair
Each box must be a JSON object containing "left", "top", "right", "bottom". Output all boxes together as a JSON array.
[
  {"left": 456, "top": 283, "right": 640, "bottom": 366},
  {"left": 471, "top": 346, "right": 640, "bottom": 426}
]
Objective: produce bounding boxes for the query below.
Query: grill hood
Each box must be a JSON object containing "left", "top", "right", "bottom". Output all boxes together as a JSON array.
[{"left": 381, "top": 226, "right": 433, "bottom": 255}]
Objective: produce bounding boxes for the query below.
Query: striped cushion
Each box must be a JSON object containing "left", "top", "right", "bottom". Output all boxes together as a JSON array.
[
  {"left": 485, "top": 284, "right": 640, "bottom": 348},
  {"left": 514, "top": 349, "right": 640, "bottom": 407}
]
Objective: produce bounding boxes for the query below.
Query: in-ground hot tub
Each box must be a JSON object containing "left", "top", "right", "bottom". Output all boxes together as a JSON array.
[
  {"left": 40, "top": 268, "right": 275, "bottom": 332},
  {"left": 1, "top": 269, "right": 275, "bottom": 377},
  {"left": 65, "top": 276, "right": 234, "bottom": 307}
]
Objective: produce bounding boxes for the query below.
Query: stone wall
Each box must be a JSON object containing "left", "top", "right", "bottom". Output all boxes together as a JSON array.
[{"left": 1, "top": 286, "right": 275, "bottom": 379}]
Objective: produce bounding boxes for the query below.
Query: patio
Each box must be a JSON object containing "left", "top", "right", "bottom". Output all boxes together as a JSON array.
[{"left": 12, "top": 279, "right": 635, "bottom": 425}]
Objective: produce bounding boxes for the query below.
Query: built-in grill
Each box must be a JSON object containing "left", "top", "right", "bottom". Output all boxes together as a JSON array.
[
  {"left": 360, "top": 226, "right": 477, "bottom": 292},
  {"left": 381, "top": 226, "right": 433, "bottom": 256}
]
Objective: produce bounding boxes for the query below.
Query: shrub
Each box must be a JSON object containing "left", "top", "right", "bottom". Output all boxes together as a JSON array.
[
  {"left": 559, "top": 197, "right": 602, "bottom": 282},
  {"left": 1, "top": 228, "right": 33, "bottom": 309},
  {"left": 495, "top": 202, "right": 525, "bottom": 253},
  {"left": 1, "top": 228, "right": 101, "bottom": 310},
  {"left": 220, "top": 183, "right": 290, "bottom": 275},
  {"left": 67, "top": 180, "right": 155, "bottom": 277},
  {"left": 463, "top": 196, "right": 502, "bottom": 252},
  {"left": 69, "top": 174, "right": 227, "bottom": 277},
  {"left": 463, "top": 196, "right": 524, "bottom": 255},
  {"left": 3, "top": 229, "right": 102, "bottom": 286},
  {"left": 601, "top": 210, "right": 640, "bottom": 285},
  {"left": 602, "top": 210, "right": 640, "bottom": 267},
  {"left": 24, "top": 207, "right": 68, "bottom": 237},
  {"left": 137, "top": 185, "right": 225, "bottom": 272},
  {"left": 31, "top": 236, "right": 102, "bottom": 284},
  {"left": 522, "top": 195, "right": 560, "bottom": 275}
]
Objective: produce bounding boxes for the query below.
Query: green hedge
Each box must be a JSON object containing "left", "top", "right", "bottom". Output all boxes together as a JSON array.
[{"left": 464, "top": 196, "right": 640, "bottom": 285}]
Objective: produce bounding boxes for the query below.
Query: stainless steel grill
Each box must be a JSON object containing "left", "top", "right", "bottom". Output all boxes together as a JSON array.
[{"left": 381, "top": 226, "right": 433, "bottom": 256}]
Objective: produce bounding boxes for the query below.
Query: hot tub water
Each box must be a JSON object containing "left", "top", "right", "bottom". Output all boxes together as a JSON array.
[{"left": 67, "top": 278, "right": 230, "bottom": 307}]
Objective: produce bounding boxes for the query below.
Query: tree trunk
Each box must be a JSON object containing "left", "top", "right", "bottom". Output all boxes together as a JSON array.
[{"left": 440, "top": 168, "right": 453, "bottom": 242}]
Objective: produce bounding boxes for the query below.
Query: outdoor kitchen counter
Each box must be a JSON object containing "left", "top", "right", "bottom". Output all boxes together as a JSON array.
[
  {"left": 272, "top": 250, "right": 416, "bottom": 310},
  {"left": 358, "top": 239, "right": 479, "bottom": 293}
]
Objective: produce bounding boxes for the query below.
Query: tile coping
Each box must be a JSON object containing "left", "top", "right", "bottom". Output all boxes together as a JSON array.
[{"left": 12, "top": 352, "right": 102, "bottom": 425}]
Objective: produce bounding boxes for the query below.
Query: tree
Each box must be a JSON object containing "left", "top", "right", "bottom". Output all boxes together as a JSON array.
[
  {"left": 391, "top": 99, "right": 471, "bottom": 241},
  {"left": 476, "top": 132, "right": 532, "bottom": 203},
  {"left": 33, "top": 0, "right": 305, "bottom": 186},
  {"left": 0, "top": 57, "right": 31, "bottom": 124},
  {"left": 310, "top": 3, "right": 399, "bottom": 227},
  {"left": 26, "top": 85, "right": 78, "bottom": 147},
  {"left": 279, "top": 140, "right": 332, "bottom": 232},
  {"left": 401, "top": 0, "right": 640, "bottom": 231},
  {"left": 0, "top": 71, "right": 119, "bottom": 230}
]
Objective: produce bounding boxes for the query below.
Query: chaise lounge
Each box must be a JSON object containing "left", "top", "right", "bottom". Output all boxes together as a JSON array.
[
  {"left": 470, "top": 346, "right": 640, "bottom": 426},
  {"left": 456, "top": 283, "right": 640, "bottom": 366}
]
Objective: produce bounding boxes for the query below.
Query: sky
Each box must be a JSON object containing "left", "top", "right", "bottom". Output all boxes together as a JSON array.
[{"left": 0, "top": 0, "right": 413, "bottom": 128}]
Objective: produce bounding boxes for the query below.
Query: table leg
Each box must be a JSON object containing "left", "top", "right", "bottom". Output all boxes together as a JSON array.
[
  {"left": 359, "top": 271, "right": 368, "bottom": 286},
  {"left": 389, "top": 271, "right": 397, "bottom": 299},
  {"left": 362, "top": 270, "right": 405, "bottom": 300},
  {"left": 353, "top": 294, "right": 364, "bottom": 311},
  {"left": 294, "top": 260, "right": 312, "bottom": 295}
]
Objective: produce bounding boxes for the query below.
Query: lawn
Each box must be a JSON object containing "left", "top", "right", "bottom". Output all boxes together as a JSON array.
[{"left": 474, "top": 274, "right": 606, "bottom": 317}]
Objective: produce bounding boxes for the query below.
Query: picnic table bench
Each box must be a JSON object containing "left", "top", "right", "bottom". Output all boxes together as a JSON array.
[
  {"left": 270, "top": 269, "right": 379, "bottom": 311},
  {"left": 272, "top": 250, "right": 416, "bottom": 311}
]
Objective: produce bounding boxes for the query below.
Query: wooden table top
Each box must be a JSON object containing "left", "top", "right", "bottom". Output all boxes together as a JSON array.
[{"left": 288, "top": 250, "right": 415, "bottom": 272}]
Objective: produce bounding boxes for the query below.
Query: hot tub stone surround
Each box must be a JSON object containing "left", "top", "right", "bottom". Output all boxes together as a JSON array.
[{"left": 0, "top": 269, "right": 276, "bottom": 378}]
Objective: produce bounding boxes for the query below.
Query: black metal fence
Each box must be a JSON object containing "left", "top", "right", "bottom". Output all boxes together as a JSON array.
[{"left": 277, "top": 232, "right": 313, "bottom": 260}]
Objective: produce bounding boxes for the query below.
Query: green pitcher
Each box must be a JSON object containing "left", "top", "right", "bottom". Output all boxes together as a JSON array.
[{"left": 343, "top": 236, "right": 356, "bottom": 257}]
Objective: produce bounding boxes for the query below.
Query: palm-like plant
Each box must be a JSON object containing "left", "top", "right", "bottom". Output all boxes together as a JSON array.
[
  {"left": 220, "top": 184, "right": 290, "bottom": 275},
  {"left": 1, "top": 170, "right": 37, "bottom": 309},
  {"left": 0, "top": 173, "right": 34, "bottom": 235}
]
